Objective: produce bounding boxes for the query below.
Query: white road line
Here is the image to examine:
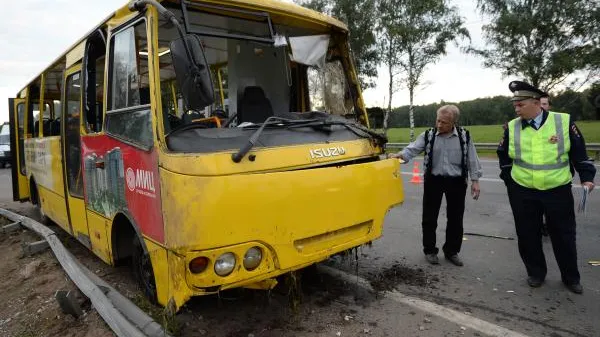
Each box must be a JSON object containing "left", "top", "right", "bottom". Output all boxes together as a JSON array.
[{"left": 318, "top": 265, "right": 530, "bottom": 337}]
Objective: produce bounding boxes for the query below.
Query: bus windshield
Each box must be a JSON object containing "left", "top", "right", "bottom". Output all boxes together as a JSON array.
[{"left": 158, "top": 3, "right": 361, "bottom": 153}]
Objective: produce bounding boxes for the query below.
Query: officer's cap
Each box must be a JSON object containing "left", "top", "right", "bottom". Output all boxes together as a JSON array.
[{"left": 509, "top": 81, "right": 547, "bottom": 101}]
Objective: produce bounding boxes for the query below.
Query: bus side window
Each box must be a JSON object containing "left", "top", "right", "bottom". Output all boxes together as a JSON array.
[
  {"left": 108, "top": 22, "right": 149, "bottom": 110},
  {"left": 27, "top": 82, "right": 41, "bottom": 139},
  {"left": 83, "top": 30, "right": 106, "bottom": 134},
  {"left": 105, "top": 20, "right": 153, "bottom": 149}
]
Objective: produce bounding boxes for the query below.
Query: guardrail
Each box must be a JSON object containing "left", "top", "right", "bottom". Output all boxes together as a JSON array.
[{"left": 386, "top": 142, "right": 600, "bottom": 160}]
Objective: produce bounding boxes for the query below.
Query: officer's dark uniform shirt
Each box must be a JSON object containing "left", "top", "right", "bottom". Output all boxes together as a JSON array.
[{"left": 497, "top": 109, "right": 596, "bottom": 186}]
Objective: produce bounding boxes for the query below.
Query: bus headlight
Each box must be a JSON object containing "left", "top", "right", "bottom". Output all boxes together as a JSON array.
[
  {"left": 214, "top": 252, "right": 236, "bottom": 276},
  {"left": 243, "top": 247, "right": 262, "bottom": 271}
]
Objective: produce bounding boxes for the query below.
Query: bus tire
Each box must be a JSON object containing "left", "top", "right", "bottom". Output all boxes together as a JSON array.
[
  {"left": 30, "top": 180, "right": 49, "bottom": 224},
  {"left": 132, "top": 237, "right": 158, "bottom": 304}
]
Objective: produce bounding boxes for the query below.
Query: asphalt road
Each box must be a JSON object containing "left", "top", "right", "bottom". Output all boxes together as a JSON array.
[
  {"left": 331, "top": 158, "right": 600, "bottom": 337},
  {"left": 1, "top": 161, "right": 598, "bottom": 337}
]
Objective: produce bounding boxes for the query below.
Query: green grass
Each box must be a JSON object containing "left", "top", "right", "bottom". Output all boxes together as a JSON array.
[{"left": 384, "top": 120, "right": 600, "bottom": 144}]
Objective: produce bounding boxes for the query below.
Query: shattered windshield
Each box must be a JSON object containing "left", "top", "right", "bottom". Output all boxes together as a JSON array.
[{"left": 157, "top": 3, "right": 361, "bottom": 152}]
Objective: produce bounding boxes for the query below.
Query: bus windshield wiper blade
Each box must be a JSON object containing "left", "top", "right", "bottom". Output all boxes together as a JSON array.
[
  {"left": 287, "top": 119, "right": 388, "bottom": 144},
  {"left": 230, "top": 116, "right": 386, "bottom": 163},
  {"left": 231, "top": 116, "right": 319, "bottom": 163}
]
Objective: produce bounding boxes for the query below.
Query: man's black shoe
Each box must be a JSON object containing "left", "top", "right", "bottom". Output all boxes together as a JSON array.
[
  {"left": 527, "top": 277, "right": 544, "bottom": 288},
  {"left": 445, "top": 254, "right": 463, "bottom": 266},
  {"left": 425, "top": 254, "right": 439, "bottom": 265},
  {"left": 565, "top": 283, "right": 583, "bottom": 294}
]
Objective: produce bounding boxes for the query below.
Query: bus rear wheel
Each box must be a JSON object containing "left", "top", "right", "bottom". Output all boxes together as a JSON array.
[
  {"left": 30, "top": 181, "right": 49, "bottom": 224},
  {"left": 132, "top": 237, "right": 158, "bottom": 304}
]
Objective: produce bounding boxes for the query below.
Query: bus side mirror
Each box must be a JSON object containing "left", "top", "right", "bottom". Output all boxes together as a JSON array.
[{"left": 170, "top": 34, "right": 215, "bottom": 111}]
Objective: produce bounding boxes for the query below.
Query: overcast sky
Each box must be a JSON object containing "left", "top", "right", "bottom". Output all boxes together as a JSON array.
[{"left": 0, "top": 0, "right": 509, "bottom": 123}]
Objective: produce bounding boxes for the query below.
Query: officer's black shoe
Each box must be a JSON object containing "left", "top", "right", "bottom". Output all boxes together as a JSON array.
[
  {"left": 527, "top": 277, "right": 544, "bottom": 288},
  {"left": 445, "top": 254, "right": 463, "bottom": 266},
  {"left": 565, "top": 283, "right": 583, "bottom": 294}
]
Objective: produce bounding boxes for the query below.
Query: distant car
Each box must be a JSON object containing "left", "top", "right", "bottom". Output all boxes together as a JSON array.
[{"left": 0, "top": 122, "right": 11, "bottom": 168}]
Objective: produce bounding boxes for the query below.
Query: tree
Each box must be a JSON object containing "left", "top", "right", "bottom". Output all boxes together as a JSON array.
[
  {"left": 586, "top": 82, "right": 600, "bottom": 120},
  {"left": 376, "top": 0, "right": 405, "bottom": 133},
  {"left": 473, "top": 0, "right": 600, "bottom": 92},
  {"left": 379, "top": 0, "right": 469, "bottom": 141},
  {"left": 295, "top": 0, "right": 379, "bottom": 89}
]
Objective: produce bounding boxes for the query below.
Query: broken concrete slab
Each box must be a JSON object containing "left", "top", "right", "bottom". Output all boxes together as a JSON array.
[
  {"left": 55, "top": 290, "right": 84, "bottom": 318},
  {"left": 21, "top": 239, "right": 50, "bottom": 257},
  {"left": 1, "top": 221, "right": 22, "bottom": 234}
]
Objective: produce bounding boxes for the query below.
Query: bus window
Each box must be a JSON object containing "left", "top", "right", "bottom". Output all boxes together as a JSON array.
[
  {"left": 83, "top": 30, "right": 106, "bottom": 134},
  {"left": 27, "top": 82, "right": 41, "bottom": 138},
  {"left": 105, "top": 20, "right": 153, "bottom": 148},
  {"left": 64, "top": 72, "right": 83, "bottom": 197},
  {"left": 42, "top": 66, "right": 64, "bottom": 137},
  {"left": 17, "top": 103, "right": 25, "bottom": 174}
]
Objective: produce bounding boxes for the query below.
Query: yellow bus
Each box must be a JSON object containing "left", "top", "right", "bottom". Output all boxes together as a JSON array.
[{"left": 8, "top": 0, "right": 403, "bottom": 310}]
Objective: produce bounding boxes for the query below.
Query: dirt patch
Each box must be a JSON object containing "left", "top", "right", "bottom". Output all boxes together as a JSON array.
[
  {"left": 174, "top": 267, "right": 377, "bottom": 337},
  {"left": 0, "top": 214, "right": 114, "bottom": 337},
  {"left": 0, "top": 201, "right": 383, "bottom": 337},
  {"left": 367, "top": 263, "right": 440, "bottom": 292}
]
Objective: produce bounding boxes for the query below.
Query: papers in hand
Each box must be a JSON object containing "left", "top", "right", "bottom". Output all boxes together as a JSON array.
[{"left": 577, "top": 185, "right": 591, "bottom": 214}]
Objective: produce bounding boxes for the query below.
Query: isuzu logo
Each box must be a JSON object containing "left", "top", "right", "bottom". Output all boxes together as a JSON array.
[{"left": 309, "top": 146, "right": 346, "bottom": 159}]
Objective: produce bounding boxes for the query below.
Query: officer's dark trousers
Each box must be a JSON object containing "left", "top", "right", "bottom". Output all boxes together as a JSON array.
[
  {"left": 508, "top": 182, "right": 580, "bottom": 285},
  {"left": 422, "top": 175, "right": 467, "bottom": 256}
]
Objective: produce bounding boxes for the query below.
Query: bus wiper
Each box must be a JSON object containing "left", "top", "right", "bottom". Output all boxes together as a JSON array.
[
  {"left": 230, "top": 116, "right": 387, "bottom": 163},
  {"left": 287, "top": 119, "right": 388, "bottom": 145},
  {"left": 231, "top": 116, "right": 319, "bottom": 163}
]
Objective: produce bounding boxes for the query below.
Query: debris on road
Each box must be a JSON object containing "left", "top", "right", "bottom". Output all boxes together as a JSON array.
[
  {"left": 588, "top": 260, "right": 600, "bottom": 266},
  {"left": 463, "top": 232, "right": 514, "bottom": 240}
]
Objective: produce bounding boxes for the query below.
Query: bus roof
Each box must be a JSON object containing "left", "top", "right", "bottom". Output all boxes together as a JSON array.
[
  {"left": 16, "top": 0, "right": 347, "bottom": 95},
  {"left": 212, "top": 0, "right": 348, "bottom": 30}
]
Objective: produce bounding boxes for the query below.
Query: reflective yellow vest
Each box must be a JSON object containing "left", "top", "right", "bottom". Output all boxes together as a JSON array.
[{"left": 508, "top": 111, "right": 571, "bottom": 190}]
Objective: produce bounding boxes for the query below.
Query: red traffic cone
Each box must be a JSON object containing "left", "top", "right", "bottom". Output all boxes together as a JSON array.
[{"left": 410, "top": 161, "right": 423, "bottom": 184}]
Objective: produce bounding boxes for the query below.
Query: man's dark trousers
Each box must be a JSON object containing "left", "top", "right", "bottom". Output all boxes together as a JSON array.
[
  {"left": 508, "top": 182, "right": 580, "bottom": 284},
  {"left": 422, "top": 175, "right": 467, "bottom": 256}
]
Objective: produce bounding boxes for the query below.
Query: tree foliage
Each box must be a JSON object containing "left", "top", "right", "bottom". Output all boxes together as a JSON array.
[
  {"left": 295, "top": 0, "right": 379, "bottom": 89},
  {"left": 378, "top": 0, "right": 469, "bottom": 140},
  {"left": 386, "top": 84, "right": 600, "bottom": 128},
  {"left": 473, "top": 0, "right": 600, "bottom": 91}
]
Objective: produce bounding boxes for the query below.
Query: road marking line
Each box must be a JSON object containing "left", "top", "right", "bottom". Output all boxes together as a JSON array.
[{"left": 318, "top": 265, "right": 530, "bottom": 337}]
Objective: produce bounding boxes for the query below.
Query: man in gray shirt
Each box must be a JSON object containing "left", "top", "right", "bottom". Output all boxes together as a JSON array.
[{"left": 390, "top": 105, "right": 482, "bottom": 266}]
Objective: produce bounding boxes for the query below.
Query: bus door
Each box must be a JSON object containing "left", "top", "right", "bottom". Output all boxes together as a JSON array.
[
  {"left": 62, "top": 66, "right": 90, "bottom": 246},
  {"left": 8, "top": 97, "right": 29, "bottom": 201}
]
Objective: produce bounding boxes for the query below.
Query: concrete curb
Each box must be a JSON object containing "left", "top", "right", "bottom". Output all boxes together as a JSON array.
[{"left": 0, "top": 208, "right": 171, "bottom": 337}]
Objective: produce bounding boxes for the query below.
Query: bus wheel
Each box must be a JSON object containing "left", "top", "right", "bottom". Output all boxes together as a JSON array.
[
  {"left": 31, "top": 182, "right": 49, "bottom": 224},
  {"left": 132, "top": 238, "right": 158, "bottom": 304}
]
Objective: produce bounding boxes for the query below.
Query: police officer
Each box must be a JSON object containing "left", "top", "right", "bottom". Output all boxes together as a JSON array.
[{"left": 497, "top": 81, "right": 596, "bottom": 294}]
